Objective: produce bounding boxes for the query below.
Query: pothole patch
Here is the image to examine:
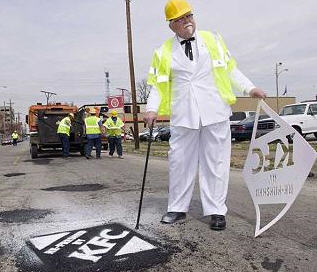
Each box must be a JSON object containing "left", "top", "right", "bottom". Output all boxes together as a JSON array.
[
  {"left": 0, "top": 209, "right": 52, "bottom": 223},
  {"left": 42, "top": 184, "right": 107, "bottom": 192},
  {"left": 3, "top": 173, "right": 26, "bottom": 177}
]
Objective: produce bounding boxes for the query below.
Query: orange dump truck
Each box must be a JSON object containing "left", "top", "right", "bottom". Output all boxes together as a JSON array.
[{"left": 27, "top": 103, "right": 86, "bottom": 158}]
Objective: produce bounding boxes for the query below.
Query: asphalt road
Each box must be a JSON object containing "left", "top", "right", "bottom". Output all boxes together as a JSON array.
[{"left": 0, "top": 141, "right": 316, "bottom": 272}]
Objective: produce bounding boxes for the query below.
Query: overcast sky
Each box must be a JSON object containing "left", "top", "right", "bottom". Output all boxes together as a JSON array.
[{"left": 0, "top": 0, "right": 316, "bottom": 116}]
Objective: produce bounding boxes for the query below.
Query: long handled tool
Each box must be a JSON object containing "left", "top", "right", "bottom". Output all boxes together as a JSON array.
[{"left": 135, "top": 123, "right": 154, "bottom": 229}]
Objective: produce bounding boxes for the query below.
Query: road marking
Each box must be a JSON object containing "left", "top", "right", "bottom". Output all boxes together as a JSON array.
[
  {"left": 115, "top": 236, "right": 156, "bottom": 256},
  {"left": 30, "top": 232, "right": 70, "bottom": 250}
]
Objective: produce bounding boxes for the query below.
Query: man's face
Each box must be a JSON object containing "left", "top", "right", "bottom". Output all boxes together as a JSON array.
[{"left": 169, "top": 12, "right": 196, "bottom": 39}]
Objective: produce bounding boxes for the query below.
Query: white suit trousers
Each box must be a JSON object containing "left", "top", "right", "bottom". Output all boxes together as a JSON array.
[{"left": 167, "top": 121, "right": 231, "bottom": 216}]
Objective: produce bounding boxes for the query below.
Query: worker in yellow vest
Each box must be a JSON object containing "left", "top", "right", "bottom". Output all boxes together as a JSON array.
[
  {"left": 144, "top": 0, "right": 266, "bottom": 230},
  {"left": 104, "top": 110, "right": 124, "bottom": 159},
  {"left": 11, "top": 131, "right": 19, "bottom": 146},
  {"left": 57, "top": 113, "right": 74, "bottom": 158},
  {"left": 84, "top": 108, "right": 103, "bottom": 159}
]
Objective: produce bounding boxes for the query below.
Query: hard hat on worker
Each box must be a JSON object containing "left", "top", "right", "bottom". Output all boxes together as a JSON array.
[
  {"left": 165, "top": 0, "right": 192, "bottom": 21},
  {"left": 68, "top": 113, "right": 74, "bottom": 118},
  {"left": 111, "top": 110, "right": 118, "bottom": 117}
]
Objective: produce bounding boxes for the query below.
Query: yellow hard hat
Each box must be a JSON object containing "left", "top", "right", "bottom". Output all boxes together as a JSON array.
[
  {"left": 165, "top": 0, "right": 192, "bottom": 21},
  {"left": 111, "top": 110, "right": 118, "bottom": 117}
]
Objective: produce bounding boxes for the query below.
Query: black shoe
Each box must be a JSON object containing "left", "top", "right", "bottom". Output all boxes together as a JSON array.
[
  {"left": 96, "top": 156, "right": 101, "bottom": 159},
  {"left": 85, "top": 155, "right": 92, "bottom": 160},
  {"left": 161, "top": 212, "right": 186, "bottom": 224},
  {"left": 210, "top": 214, "right": 226, "bottom": 231}
]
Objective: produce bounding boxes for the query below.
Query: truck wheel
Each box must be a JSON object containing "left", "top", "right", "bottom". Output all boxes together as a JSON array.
[
  {"left": 103, "top": 143, "right": 108, "bottom": 150},
  {"left": 31, "top": 145, "right": 38, "bottom": 159}
]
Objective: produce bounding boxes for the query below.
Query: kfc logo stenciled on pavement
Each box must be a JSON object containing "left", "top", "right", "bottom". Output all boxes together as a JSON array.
[
  {"left": 25, "top": 223, "right": 170, "bottom": 272},
  {"left": 108, "top": 96, "right": 124, "bottom": 109}
]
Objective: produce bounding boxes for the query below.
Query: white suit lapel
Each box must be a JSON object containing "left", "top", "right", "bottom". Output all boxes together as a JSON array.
[{"left": 194, "top": 32, "right": 210, "bottom": 72}]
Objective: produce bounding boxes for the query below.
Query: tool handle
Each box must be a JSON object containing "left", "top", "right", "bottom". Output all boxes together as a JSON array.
[{"left": 135, "top": 121, "right": 154, "bottom": 229}]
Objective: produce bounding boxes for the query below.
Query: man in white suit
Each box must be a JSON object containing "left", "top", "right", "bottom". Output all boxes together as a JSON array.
[{"left": 144, "top": 0, "right": 266, "bottom": 230}]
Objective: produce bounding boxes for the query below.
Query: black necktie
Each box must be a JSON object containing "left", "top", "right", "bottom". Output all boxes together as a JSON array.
[{"left": 180, "top": 37, "right": 195, "bottom": 61}]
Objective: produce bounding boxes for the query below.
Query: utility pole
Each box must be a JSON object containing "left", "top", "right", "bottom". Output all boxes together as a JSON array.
[
  {"left": 116, "top": 87, "right": 130, "bottom": 142},
  {"left": 14, "top": 112, "right": 21, "bottom": 133},
  {"left": 275, "top": 62, "right": 288, "bottom": 113},
  {"left": 6, "top": 99, "right": 14, "bottom": 133},
  {"left": 2, "top": 101, "right": 6, "bottom": 136},
  {"left": 125, "top": 0, "right": 139, "bottom": 149},
  {"left": 116, "top": 87, "right": 131, "bottom": 103},
  {"left": 41, "top": 90, "right": 57, "bottom": 105},
  {"left": 105, "top": 70, "right": 110, "bottom": 100}
]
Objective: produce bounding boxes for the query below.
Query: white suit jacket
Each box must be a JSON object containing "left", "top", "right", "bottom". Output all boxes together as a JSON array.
[{"left": 147, "top": 31, "right": 255, "bottom": 129}]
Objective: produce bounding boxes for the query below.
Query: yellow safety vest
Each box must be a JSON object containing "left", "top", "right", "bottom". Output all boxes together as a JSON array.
[
  {"left": 104, "top": 117, "right": 124, "bottom": 137},
  {"left": 147, "top": 30, "right": 238, "bottom": 116},
  {"left": 57, "top": 117, "right": 71, "bottom": 136},
  {"left": 85, "top": 116, "right": 101, "bottom": 135},
  {"left": 12, "top": 133, "right": 19, "bottom": 140}
]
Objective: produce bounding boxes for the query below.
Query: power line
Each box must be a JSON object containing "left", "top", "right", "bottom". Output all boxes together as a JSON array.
[{"left": 41, "top": 90, "right": 57, "bottom": 105}]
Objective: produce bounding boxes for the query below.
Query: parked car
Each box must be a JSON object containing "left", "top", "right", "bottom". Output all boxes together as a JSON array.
[
  {"left": 231, "top": 114, "right": 275, "bottom": 141},
  {"left": 279, "top": 101, "right": 317, "bottom": 138},
  {"left": 155, "top": 126, "right": 171, "bottom": 141},
  {"left": 139, "top": 127, "right": 165, "bottom": 141},
  {"left": 122, "top": 132, "right": 134, "bottom": 141},
  {"left": 230, "top": 111, "right": 256, "bottom": 125},
  {"left": 1, "top": 138, "right": 12, "bottom": 145}
]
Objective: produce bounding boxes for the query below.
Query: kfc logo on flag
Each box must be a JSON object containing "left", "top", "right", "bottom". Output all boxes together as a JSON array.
[{"left": 108, "top": 96, "right": 124, "bottom": 109}]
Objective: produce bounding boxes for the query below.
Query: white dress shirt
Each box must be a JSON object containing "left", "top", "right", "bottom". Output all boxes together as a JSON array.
[{"left": 146, "top": 31, "right": 255, "bottom": 129}]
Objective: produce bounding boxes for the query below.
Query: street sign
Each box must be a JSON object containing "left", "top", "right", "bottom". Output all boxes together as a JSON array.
[
  {"left": 108, "top": 96, "right": 124, "bottom": 109},
  {"left": 26, "top": 223, "right": 170, "bottom": 271},
  {"left": 243, "top": 100, "right": 317, "bottom": 237}
]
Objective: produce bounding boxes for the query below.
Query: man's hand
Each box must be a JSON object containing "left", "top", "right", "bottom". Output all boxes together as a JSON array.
[
  {"left": 249, "top": 88, "right": 266, "bottom": 99},
  {"left": 143, "top": 111, "right": 157, "bottom": 127}
]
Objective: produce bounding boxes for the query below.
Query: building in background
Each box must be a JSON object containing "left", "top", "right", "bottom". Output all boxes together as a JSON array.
[
  {"left": 231, "top": 96, "right": 296, "bottom": 113},
  {"left": 0, "top": 106, "right": 23, "bottom": 143}
]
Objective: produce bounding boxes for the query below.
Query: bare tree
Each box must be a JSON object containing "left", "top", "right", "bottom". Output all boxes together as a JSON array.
[{"left": 136, "top": 79, "right": 151, "bottom": 103}]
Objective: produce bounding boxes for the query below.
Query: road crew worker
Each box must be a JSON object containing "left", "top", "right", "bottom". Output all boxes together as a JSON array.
[
  {"left": 57, "top": 113, "right": 74, "bottom": 158},
  {"left": 144, "top": 0, "right": 266, "bottom": 230},
  {"left": 104, "top": 110, "right": 124, "bottom": 159},
  {"left": 11, "top": 131, "right": 19, "bottom": 146},
  {"left": 84, "top": 108, "right": 103, "bottom": 159}
]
